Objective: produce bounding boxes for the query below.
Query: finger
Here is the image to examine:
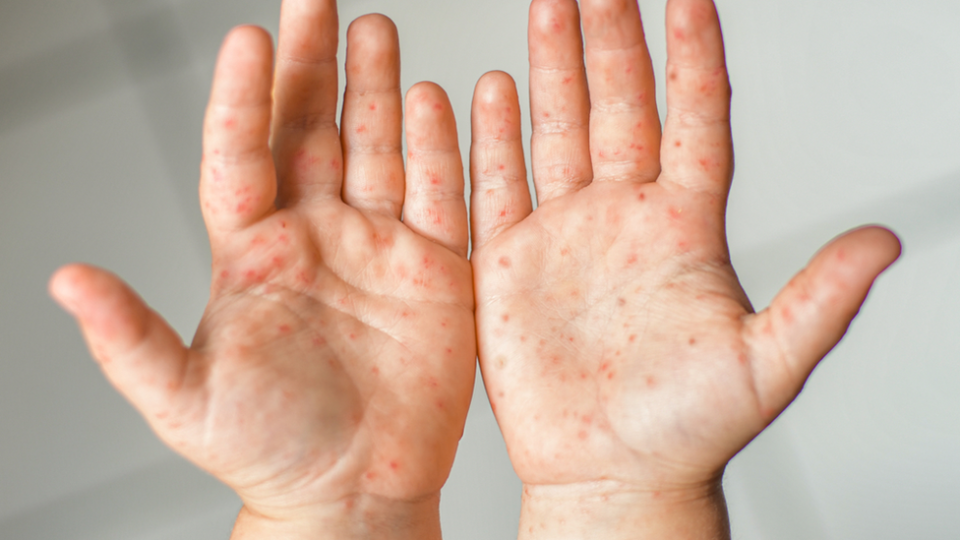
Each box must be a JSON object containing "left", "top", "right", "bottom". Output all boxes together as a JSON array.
[
  {"left": 49, "top": 264, "right": 190, "bottom": 420},
  {"left": 659, "top": 0, "right": 732, "bottom": 195},
  {"left": 581, "top": 0, "right": 662, "bottom": 182},
  {"left": 528, "top": 0, "right": 592, "bottom": 204},
  {"left": 271, "top": 0, "right": 343, "bottom": 207},
  {"left": 200, "top": 26, "right": 277, "bottom": 241},
  {"left": 340, "top": 14, "right": 405, "bottom": 218},
  {"left": 403, "top": 82, "right": 468, "bottom": 257},
  {"left": 470, "top": 71, "right": 532, "bottom": 250},
  {"left": 744, "top": 227, "right": 902, "bottom": 413}
]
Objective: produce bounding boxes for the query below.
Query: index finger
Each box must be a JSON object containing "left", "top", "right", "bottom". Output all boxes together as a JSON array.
[{"left": 659, "top": 0, "right": 733, "bottom": 196}]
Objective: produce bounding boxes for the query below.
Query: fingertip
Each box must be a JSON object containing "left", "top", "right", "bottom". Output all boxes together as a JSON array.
[
  {"left": 824, "top": 225, "right": 903, "bottom": 284},
  {"left": 49, "top": 264, "right": 88, "bottom": 314},
  {"left": 406, "top": 82, "right": 457, "bottom": 143},
  {"left": 222, "top": 24, "right": 274, "bottom": 59},
  {"left": 530, "top": 0, "right": 580, "bottom": 38},
  {"left": 347, "top": 13, "right": 398, "bottom": 43},
  {"left": 474, "top": 71, "right": 518, "bottom": 107}
]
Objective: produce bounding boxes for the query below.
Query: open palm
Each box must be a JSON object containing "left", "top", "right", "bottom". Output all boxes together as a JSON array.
[
  {"left": 470, "top": 0, "right": 900, "bottom": 495},
  {"left": 50, "top": 0, "right": 475, "bottom": 522}
]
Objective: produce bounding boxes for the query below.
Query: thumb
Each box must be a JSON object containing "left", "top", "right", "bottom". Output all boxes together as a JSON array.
[
  {"left": 745, "top": 226, "right": 901, "bottom": 412},
  {"left": 50, "top": 264, "right": 190, "bottom": 419}
]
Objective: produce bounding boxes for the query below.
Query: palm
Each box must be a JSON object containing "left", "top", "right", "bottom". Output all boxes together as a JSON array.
[
  {"left": 476, "top": 181, "right": 761, "bottom": 486},
  {"left": 50, "top": 2, "right": 475, "bottom": 517},
  {"left": 171, "top": 205, "right": 473, "bottom": 507},
  {"left": 469, "top": 0, "right": 900, "bottom": 492}
]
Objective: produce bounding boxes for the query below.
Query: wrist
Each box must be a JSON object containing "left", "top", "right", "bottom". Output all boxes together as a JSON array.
[
  {"left": 518, "top": 480, "right": 729, "bottom": 540},
  {"left": 230, "top": 493, "right": 442, "bottom": 540}
]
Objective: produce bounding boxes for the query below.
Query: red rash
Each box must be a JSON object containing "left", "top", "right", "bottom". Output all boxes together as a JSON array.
[
  {"left": 356, "top": 125, "right": 366, "bottom": 133},
  {"left": 498, "top": 256, "right": 511, "bottom": 268}
]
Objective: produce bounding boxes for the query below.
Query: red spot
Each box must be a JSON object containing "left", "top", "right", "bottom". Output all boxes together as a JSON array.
[
  {"left": 560, "top": 248, "right": 570, "bottom": 256},
  {"left": 356, "top": 124, "right": 367, "bottom": 133},
  {"left": 617, "top": 298, "right": 626, "bottom": 306},
  {"left": 626, "top": 254, "right": 638, "bottom": 265},
  {"left": 365, "top": 471, "right": 377, "bottom": 480},
  {"left": 330, "top": 159, "right": 341, "bottom": 171},
  {"left": 837, "top": 249, "right": 847, "bottom": 261},
  {"left": 739, "top": 353, "right": 748, "bottom": 365},
  {"left": 562, "top": 76, "right": 573, "bottom": 85},
  {"left": 600, "top": 362, "right": 610, "bottom": 372},
  {"left": 220, "top": 270, "right": 229, "bottom": 279},
  {"left": 520, "top": 335, "right": 527, "bottom": 342},
  {"left": 369, "top": 103, "right": 377, "bottom": 111},
  {"left": 440, "top": 320, "right": 448, "bottom": 328},
  {"left": 629, "top": 143, "right": 643, "bottom": 151},
  {"left": 280, "top": 221, "right": 287, "bottom": 228},
  {"left": 502, "top": 314, "right": 510, "bottom": 322},
  {"left": 401, "top": 311, "right": 411, "bottom": 318},
  {"left": 371, "top": 366, "right": 380, "bottom": 376},
  {"left": 435, "top": 399, "right": 445, "bottom": 409},
  {"left": 312, "top": 337, "right": 326, "bottom": 347},
  {"left": 296, "top": 271, "right": 311, "bottom": 284},
  {"left": 689, "top": 337, "right": 697, "bottom": 345},
  {"left": 577, "top": 430, "right": 588, "bottom": 440},
  {"left": 646, "top": 376, "right": 657, "bottom": 387},
  {"left": 223, "top": 117, "right": 236, "bottom": 129},
  {"left": 498, "top": 256, "right": 512, "bottom": 268},
  {"left": 581, "top": 414, "right": 593, "bottom": 424},
  {"left": 638, "top": 193, "right": 646, "bottom": 201},
  {"left": 445, "top": 347, "right": 453, "bottom": 354},
  {"left": 669, "top": 207, "right": 683, "bottom": 219},
  {"left": 568, "top": 337, "right": 575, "bottom": 343},
  {"left": 277, "top": 325, "right": 291, "bottom": 334},
  {"left": 669, "top": 71, "right": 679, "bottom": 82},
  {"left": 498, "top": 164, "right": 506, "bottom": 171},
  {"left": 673, "top": 28, "right": 686, "bottom": 40},
  {"left": 499, "top": 209, "right": 507, "bottom": 217},
  {"left": 429, "top": 174, "right": 441, "bottom": 185},
  {"left": 607, "top": 371, "right": 616, "bottom": 380},
  {"left": 271, "top": 256, "right": 284, "bottom": 267},
  {"left": 422, "top": 256, "right": 434, "bottom": 268},
  {"left": 427, "top": 377, "right": 439, "bottom": 388},
  {"left": 629, "top": 335, "right": 636, "bottom": 342},
  {"left": 543, "top": 111, "right": 551, "bottom": 118},
  {"left": 781, "top": 306, "right": 794, "bottom": 323},
  {"left": 349, "top": 333, "right": 357, "bottom": 340},
  {"left": 674, "top": 140, "right": 682, "bottom": 147},
  {"left": 699, "top": 158, "right": 710, "bottom": 170},
  {"left": 433, "top": 102, "right": 443, "bottom": 111}
]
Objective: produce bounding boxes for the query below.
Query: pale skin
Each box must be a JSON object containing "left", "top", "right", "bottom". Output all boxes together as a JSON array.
[
  {"left": 48, "top": 0, "right": 900, "bottom": 540},
  {"left": 49, "top": 1, "right": 475, "bottom": 539},
  {"left": 469, "top": 0, "right": 900, "bottom": 538}
]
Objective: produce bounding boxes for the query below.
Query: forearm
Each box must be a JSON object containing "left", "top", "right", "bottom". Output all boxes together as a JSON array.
[
  {"left": 230, "top": 494, "right": 443, "bottom": 540},
  {"left": 518, "top": 480, "right": 729, "bottom": 540}
]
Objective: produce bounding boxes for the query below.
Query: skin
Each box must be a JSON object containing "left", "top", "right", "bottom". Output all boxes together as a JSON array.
[
  {"left": 469, "top": 0, "right": 901, "bottom": 538},
  {"left": 49, "top": 1, "right": 474, "bottom": 539}
]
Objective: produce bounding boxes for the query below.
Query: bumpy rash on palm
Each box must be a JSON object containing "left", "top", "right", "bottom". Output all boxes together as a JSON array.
[
  {"left": 475, "top": 179, "right": 771, "bottom": 487},
  {"left": 149, "top": 204, "right": 475, "bottom": 507}
]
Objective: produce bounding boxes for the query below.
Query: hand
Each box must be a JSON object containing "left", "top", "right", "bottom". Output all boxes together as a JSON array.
[
  {"left": 50, "top": 1, "right": 474, "bottom": 538},
  {"left": 469, "top": 0, "right": 900, "bottom": 537}
]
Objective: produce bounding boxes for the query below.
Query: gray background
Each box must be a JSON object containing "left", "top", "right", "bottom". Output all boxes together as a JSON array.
[{"left": 1, "top": 0, "right": 959, "bottom": 538}]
